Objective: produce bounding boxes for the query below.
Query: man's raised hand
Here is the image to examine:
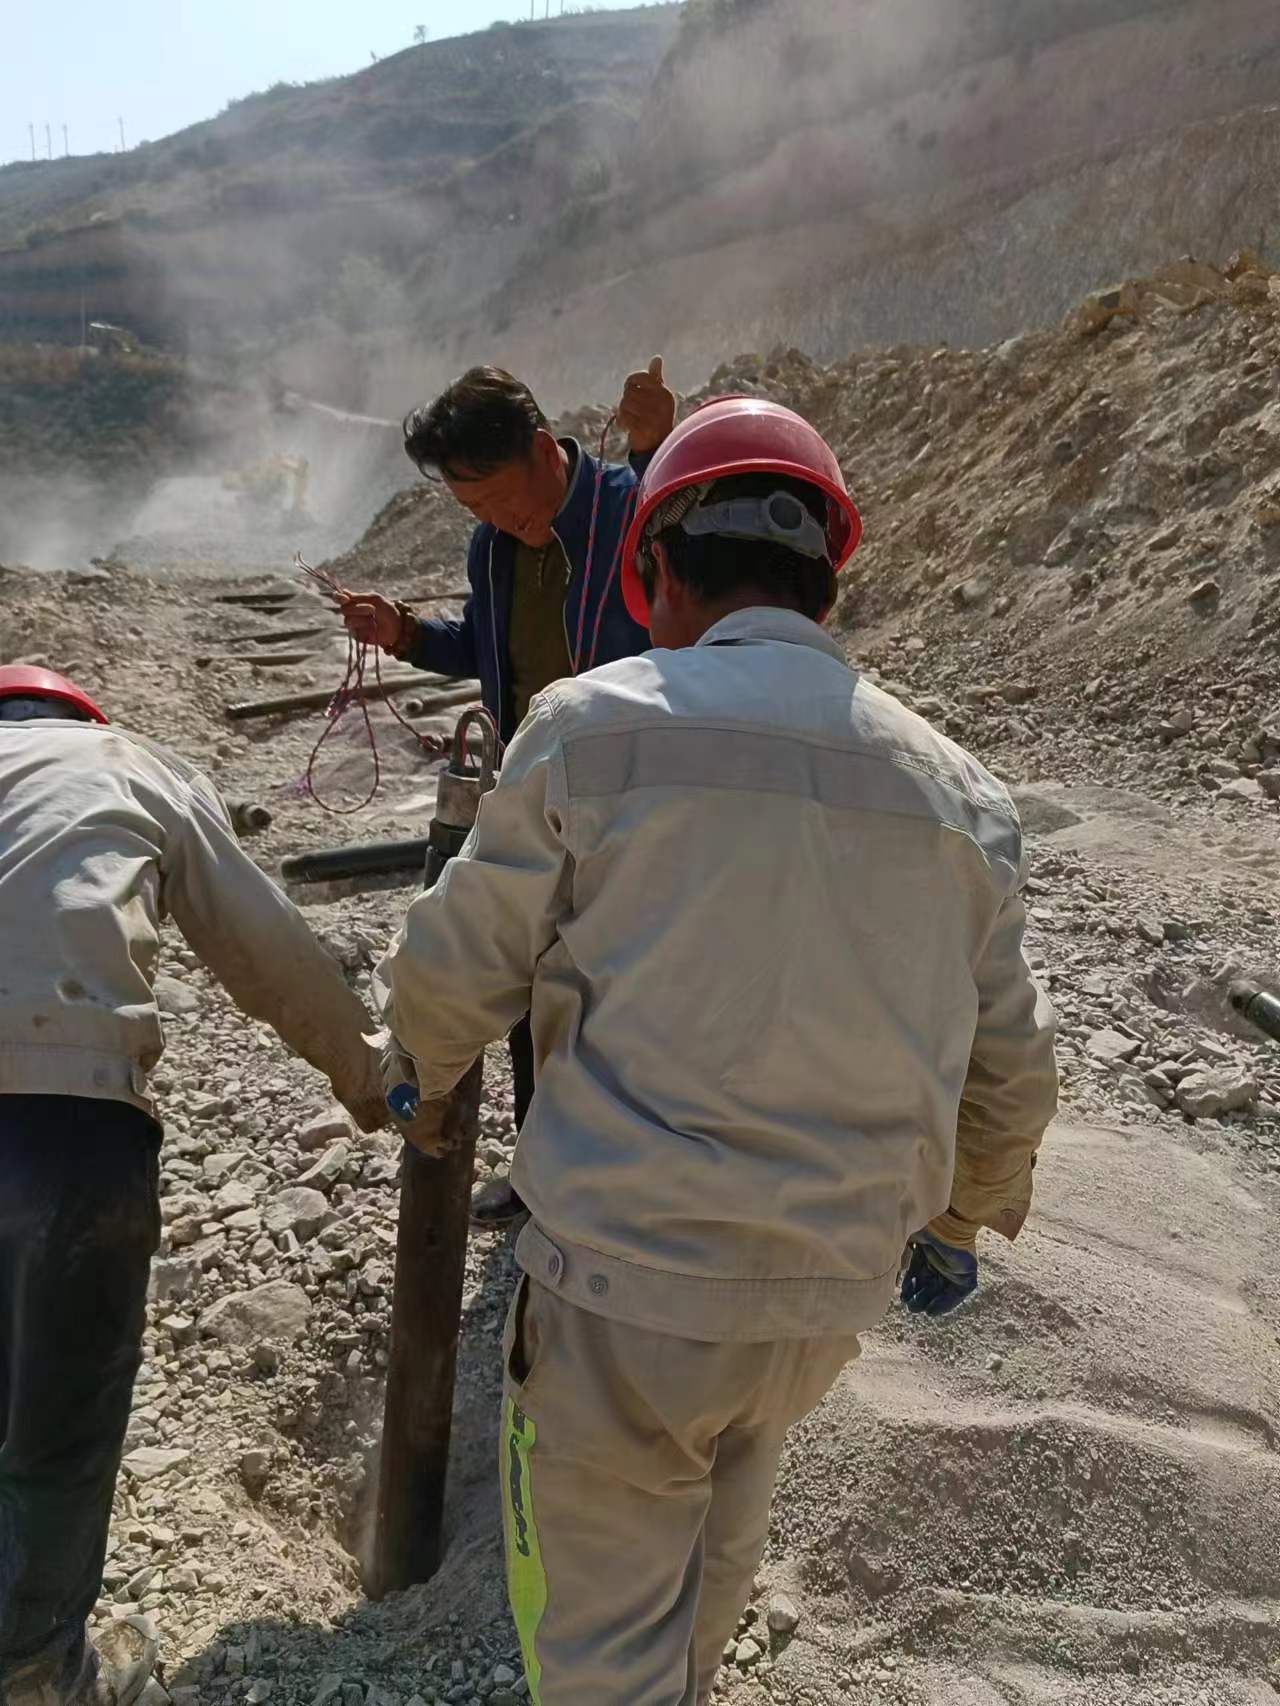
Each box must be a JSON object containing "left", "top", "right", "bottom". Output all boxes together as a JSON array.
[{"left": 618, "top": 355, "right": 677, "bottom": 457}]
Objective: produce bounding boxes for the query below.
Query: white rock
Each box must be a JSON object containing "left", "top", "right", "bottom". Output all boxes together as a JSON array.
[
  {"left": 148, "top": 1257, "right": 198, "bottom": 1303},
  {"left": 1086, "top": 1028, "right": 1141, "bottom": 1065},
  {"left": 297, "top": 1109, "right": 354, "bottom": 1152},
  {"left": 734, "top": 1637, "right": 763, "bottom": 1667},
  {"left": 202, "top": 1150, "right": 245, "bottom": 1185},
  {"left": 154, "top": 976, "right": 201, "bottom": 1017},
  {"left": 211, "top": 1179, "right": 256, "bottom": 1220},
  {"left": 1219, "top": 777, "right": 1264, "bottom": 804},
  {"left": 121, "top": 1447, "right": 191, "bottom": 1483},
  {"left": 766, "top": 1592, "right": 800, "bottom": 1635},
  {"left": 298, "top": 1142, "right": 350, "bottom": 1193},
  {"left": 263, "top": 1186, "right": 331, "bottom": 1241},
  {"left": 1176, "top": 1068, "right": 1259, "bottom": 1119},
  {"left": 199, "top": 1280, "right": 311, "bottom": 1347}
]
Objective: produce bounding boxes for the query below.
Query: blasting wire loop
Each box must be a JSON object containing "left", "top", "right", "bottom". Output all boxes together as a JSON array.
[
  {"left": 295, "top": 552, "right": 446, "bottom": 816},
  {"left": 588, "top": 486, "right": 636, "bottom": 670},
  {"left": 297, "top": 406, "right": 620, "bottom": 814}
]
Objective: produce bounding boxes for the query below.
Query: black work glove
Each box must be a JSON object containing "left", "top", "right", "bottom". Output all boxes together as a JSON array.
[{"left": 899, "top": 1231, "right": 979, "bottom": 1317}]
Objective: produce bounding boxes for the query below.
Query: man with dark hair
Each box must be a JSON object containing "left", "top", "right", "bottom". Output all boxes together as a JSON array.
[
  {"left": 638, "top": 470, "right": 837, "bottom": 624},
  {"left": 375, "top": 398, "right": 1059, "bottom": 1703},
  {"left": 338, "top": 358, "right": 676, "bottom": 1229}
]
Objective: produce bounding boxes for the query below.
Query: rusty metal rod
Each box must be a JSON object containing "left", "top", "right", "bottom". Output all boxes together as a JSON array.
[
  {"left": 197, "top": 651, "right": 317, "bottom": 668},
  {"left": 369, "top": 1057, "right": 483, "bottom": 1595},
  {"left": 371, "top": 708, "right": 499, "bottom": 1597},
  {"left": 224, "top": 678, "right": 477, "bottom": 721}
]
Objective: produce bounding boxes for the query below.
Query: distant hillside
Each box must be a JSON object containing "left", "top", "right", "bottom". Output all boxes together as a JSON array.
[
  {"left": 0, "top": 9, "right": 679, "bottom": 360},
  {"left": 4, "top": 0, "right": 1279, "bottom": 415},
  {"left": 6, "top": 0, "right": 1280, "bottom": 574},
  {"left": 463, "top": 0, "right": 1280, "bottom": 406}
]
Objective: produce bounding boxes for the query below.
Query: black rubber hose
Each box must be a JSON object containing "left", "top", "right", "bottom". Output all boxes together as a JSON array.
[
  {"left": 280, "top": 837, "right": 431, "bottom": 885},
  {"left": 1229, "top": 980, "right": 1280, "bottom": 1045}
]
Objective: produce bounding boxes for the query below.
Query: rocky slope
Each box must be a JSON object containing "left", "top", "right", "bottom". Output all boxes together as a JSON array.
[
  {"left": 6, "top": 0, "right": 1280, "bottom": 418},
  {"left": 1, "top": 261, "right": 1279, "bottom": 1704},
  {"left": 0, "top": 10, "right": 677, "bottom": 357},
  {"left": 385, "top": 0, "right": 1280, "bottom": 410}
]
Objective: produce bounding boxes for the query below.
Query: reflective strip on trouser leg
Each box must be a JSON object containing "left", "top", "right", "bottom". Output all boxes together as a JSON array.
[{"left": 501, "top": 1399, "right": 546, "bottom": 1705}]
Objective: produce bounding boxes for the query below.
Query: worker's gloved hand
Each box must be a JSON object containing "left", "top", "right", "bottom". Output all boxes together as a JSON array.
[
  {"left": 381, "top": 1035, "right": 421, "bottom": 1124},
  {"left": 379, "top": 1036, "right": 457, "bottom": 1158},
  {"left": 899, "top": 1231, "right": 979, "bottom": 1317}
]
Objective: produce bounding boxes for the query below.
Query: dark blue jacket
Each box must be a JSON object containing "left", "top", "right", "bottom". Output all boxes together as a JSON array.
[{"left": 408, "top": 441, "right": 652, "bottom": 745}]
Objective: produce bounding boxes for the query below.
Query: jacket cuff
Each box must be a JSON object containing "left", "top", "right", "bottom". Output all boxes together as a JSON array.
[
  {"left": 937, "top": 1152, "right": 1035, "bottom": 1247},
  {"left": 926, "top": 1207, "right": 980, "bottom": 1251},
  {"left": 389, "top": 603, "right": 419, "bottom": 662}
]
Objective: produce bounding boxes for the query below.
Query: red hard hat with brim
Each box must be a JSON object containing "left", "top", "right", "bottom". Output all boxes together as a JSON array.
[
  {"left": 621, "top": 396, "right": 863, "bottom": 626},
  {"left": 0, "top": 665, "right": 109, "bottom": 723}
]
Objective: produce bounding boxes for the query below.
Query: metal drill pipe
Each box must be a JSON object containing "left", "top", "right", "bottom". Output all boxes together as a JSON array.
[{"left": 371, "top": 708, "right": 499, "bottom": 1596}]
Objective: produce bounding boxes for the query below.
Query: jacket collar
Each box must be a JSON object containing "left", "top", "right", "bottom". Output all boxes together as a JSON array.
[
  {"left": 554, "top": 438, "right": 588, "bottom": 522},
  {"left": 552, "top": 438, "right": 598, "bottom": 550},
  {"left": 696, "top": 606, "right": 847, "bottom": 663}
]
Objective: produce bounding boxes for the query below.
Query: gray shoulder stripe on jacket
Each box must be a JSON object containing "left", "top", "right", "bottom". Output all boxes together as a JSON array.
[{"left": 562, "top": 724, "right": 1022, "bottom": 878}]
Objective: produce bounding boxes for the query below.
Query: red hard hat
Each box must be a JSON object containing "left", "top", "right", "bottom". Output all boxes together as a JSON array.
[
  {"left": 0, "top": 665, "right": 109, "bottom": 724},
  {"left": 621, "top": 396, "right": 863, "bottom": 625}
]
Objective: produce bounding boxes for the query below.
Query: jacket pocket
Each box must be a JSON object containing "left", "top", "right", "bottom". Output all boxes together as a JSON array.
[{"left": 503, "top": 1272, "right": 544, "bottom": 1400}]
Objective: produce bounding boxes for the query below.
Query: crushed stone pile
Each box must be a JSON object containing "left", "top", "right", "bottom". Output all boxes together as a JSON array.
[{"left": 2, "top": 255, "right": 1280, "bottom": 1706}]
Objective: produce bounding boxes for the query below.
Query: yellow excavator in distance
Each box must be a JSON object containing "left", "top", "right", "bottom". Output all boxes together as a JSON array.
[{"left": 221, "top": 453, "right": 310, "bottom": 519}]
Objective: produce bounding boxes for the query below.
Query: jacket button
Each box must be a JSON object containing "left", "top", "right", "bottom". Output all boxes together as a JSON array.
[
  {"left": 588, "top": 1274, "right": 608, "bottom": 1298},
  {"left": 546, "top": 1252, "right": 563, "bottom": 1282}
]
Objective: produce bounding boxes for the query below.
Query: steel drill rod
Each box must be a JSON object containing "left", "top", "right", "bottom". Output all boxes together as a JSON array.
[
  {"left": 371, "top": 1059, "right": 484, "bottom": 1595},
  {"left": 224, "top": 679, "right": 477, "bottom": 721},
  {"left": 372, "top": 722, "right": 498, "bottom": 1597}
]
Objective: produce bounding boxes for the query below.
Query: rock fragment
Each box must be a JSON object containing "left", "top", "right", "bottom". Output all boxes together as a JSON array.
[
  {"left": 199, "top": 1280, "right": 311, "bottom": 1348},
  {"left": 1176, "top": 1068, "right": 1259, "bottom": 1119}
]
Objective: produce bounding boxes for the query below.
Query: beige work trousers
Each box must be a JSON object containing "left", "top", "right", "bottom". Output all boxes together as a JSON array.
[{"left": 499, "top": 1276, "right": 860, "bottom": 1706}]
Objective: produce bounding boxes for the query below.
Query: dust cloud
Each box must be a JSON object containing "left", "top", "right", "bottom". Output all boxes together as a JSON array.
[{"left": 4, "top": 0, "right": 1256, "bottom": 572}]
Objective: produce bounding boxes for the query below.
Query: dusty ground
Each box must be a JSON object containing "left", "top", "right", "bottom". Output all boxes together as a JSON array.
[{"left": 3, "top": 262, "right": 1280, "bottom": 1706}]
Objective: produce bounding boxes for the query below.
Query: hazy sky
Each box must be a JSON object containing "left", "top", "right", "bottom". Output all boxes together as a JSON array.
[{"left": 3, "top": 0, "right": 655, "bottom": 167}]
